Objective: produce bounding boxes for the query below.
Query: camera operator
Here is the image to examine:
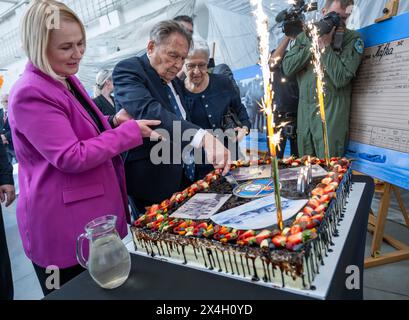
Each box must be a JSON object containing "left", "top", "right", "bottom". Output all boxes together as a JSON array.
[
  {"left": 283, "top": 0, "right": 364, "bottom": 158},
  {"left": 269, "top": 36, "right": 299, "bottom": 159}
]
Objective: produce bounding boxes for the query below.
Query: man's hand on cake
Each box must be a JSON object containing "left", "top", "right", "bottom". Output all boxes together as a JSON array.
[{"left": 203, "top": 133, "right": 232, "bottom": 176}]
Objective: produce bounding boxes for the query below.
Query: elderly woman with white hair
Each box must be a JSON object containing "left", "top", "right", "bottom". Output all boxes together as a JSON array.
[
  {"left": 93, "top": 69, "right": 116, "bottom": 116},
  {"left": 183, "top": 41, "right": 251, "bottom": 180}
]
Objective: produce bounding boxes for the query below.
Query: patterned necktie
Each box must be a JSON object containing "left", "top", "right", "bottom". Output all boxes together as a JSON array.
[
  {"left": 164, "top": 83, "right": 183, "bottom": 119},
  {"left": 163, "top": 83, "right": 195, "bottom": 182}
]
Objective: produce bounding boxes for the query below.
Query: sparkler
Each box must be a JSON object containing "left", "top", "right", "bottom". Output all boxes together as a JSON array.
[
  {"left": 251, "top": 0, "right": 284, "bottom": 231},
  {"left": 308, "top": 23, "right": 331, "bottom": 167}
]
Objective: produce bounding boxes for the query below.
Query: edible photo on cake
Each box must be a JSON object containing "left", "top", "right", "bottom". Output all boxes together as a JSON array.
[
  {"left": 211, "top": 195, "right": 308, "bottom": 230},
  {"left": 170, "top": 193, "right": 232, "bottom": 220}
]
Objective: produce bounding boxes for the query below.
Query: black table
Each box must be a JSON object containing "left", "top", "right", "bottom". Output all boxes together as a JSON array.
[{"left": 45, "top": 176, "right": 374, "bottom": 300}]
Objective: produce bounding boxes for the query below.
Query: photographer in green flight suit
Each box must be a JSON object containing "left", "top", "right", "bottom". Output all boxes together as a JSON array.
[{"left": 283, "top": 0, "right": 364, "bottom": 158}]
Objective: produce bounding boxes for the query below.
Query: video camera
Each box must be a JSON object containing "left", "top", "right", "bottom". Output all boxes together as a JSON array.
[
  {"left": 315, "top": 11, "right": 345, "bottom": 51},
  {"left": 276, "top": 1, "right": 346, "bottom": 51},
  {"left": 276, "top": 0, "right": 318, "bottom": 38}
]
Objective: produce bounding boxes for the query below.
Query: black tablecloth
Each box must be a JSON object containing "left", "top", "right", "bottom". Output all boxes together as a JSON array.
[{"left": 45, "top": 175, "right": 374, "bottom": 300}]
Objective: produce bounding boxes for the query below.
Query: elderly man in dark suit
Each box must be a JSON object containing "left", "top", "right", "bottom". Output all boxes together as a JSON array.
[
  {"left": 0, "top": 94, "right": 15, "bottom": 164},
  {"left": 0, "top": 140, "right": 15, "bottom": 300},
  {"left": 0, "top": 94, "right": 5, "bottom": 132},
  {"left": 113, "top": 20, "right": 231, "bottom": 211}
]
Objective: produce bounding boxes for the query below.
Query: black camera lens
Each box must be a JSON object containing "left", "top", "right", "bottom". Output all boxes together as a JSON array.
[{"left": 315, "top": 11, "right": 342, "bottom": 36}]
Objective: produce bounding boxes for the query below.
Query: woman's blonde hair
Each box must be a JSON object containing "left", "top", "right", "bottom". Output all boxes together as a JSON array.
[
  {"left": 21, "top": 0, "right": 86, "bottom": 80},
  {"left": 93, "top": 69, "right": 113, "bottom": 98}
]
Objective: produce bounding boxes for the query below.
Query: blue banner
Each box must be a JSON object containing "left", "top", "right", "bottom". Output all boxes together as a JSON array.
[{"left": 347, "top": 13, "right": 409, "bottom": 190}]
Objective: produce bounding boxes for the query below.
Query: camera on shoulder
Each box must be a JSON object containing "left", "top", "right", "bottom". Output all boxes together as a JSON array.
[
  {"left": 316, "top": 11, "right": 342, "bottom": 35},
  {"left": 275, "top": 0, "right": 318, "bottom": 38},
  {"left": 276, "top": 2, "right": 346, "bottom": 52},
  {"left": 314, "top": 11, "right": 346, "bottom": 52}
]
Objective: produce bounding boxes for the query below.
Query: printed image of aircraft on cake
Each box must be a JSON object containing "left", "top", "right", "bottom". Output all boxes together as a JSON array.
[
  {"left": 211, "top": 195, "right": 307, "bottom": 230},
  {"left": 214, "top": 200, "right": 290, "bottom": 227}
]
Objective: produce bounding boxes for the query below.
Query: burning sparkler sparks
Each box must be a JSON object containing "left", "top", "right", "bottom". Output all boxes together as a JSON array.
[{"left": 251, "top": 0, "right": 284, "bottom": 231}]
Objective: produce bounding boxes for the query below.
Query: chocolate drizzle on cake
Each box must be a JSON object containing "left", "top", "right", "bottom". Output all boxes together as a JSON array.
[
  {"left": 165, "top": 242, "right": 171, "bottom": 257},
  {"left": 248, "top": 255, "right": 259, "bottom": 282},
  {"left": 131, "top": 161, "right": 353, "bottom": 290},
  {"left": 227, "top": 251, "right": 235, "bottom": 275},
  {"left": 200, "top": 246, "right": 208, "bottom": 268},
  {"left": 214, "top": 250, "right": 223, "bottom": 272},
  {"left": 206, "top": 248, "right": 215, "bottom": 270},
  {"left": 221, "top": 251, "right": 228, "bottom": 272},
  {"left": 261, "top": 259, "right": 269, "bottom": 282},
  {"left": 233, "top": 254, "right": 240, "bottom": 276}
]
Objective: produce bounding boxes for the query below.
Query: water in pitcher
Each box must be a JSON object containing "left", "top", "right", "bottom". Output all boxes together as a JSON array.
[{"left": 88, "top": 234, "right": 131, "bottom": 289}]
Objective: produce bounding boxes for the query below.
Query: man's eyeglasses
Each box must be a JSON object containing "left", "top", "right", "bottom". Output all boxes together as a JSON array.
[{"left": 186, "top": 63, "right": 207, "bottom": 71}]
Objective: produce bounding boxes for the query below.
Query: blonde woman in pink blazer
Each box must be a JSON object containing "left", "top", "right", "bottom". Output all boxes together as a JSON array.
[{"left": 9, "top": 0, "right": 160, "bottom": 295}]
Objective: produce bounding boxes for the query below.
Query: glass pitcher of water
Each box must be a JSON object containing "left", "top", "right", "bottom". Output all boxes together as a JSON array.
[{"left": 76, "top": 215, "right": 131, "bottom": 289}]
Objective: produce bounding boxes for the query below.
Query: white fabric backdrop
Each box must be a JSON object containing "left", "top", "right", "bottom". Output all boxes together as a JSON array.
[
  {"left": 77, "top": 0, "right": 409, "bottom": 89},
  {"left": 2, "top": 0, "right": 408, "bottom": 91}
]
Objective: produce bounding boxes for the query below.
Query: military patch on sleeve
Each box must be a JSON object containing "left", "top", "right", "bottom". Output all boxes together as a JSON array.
[{"left": 354, "top": 38, "right": 364, "bottom": 54}]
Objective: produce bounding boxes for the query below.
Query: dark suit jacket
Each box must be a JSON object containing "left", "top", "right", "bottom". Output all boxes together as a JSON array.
[
  {"left": 0, "top": 109, "right": 4, "bottom": 132},
  {"left": 212, "top": 63, "right": 241, "bottom": 96},
  {"left": 113, "top": 54, "right": 201, "bottom": 205},
  {"left": 0, "top": 140, "right": 13, "bottom": 300},
  {"left": 0, "top": 141, "right": 13, "bottom": 187},
  {"left": 2, "top": 118, "right": 13, "bottom": 151}
]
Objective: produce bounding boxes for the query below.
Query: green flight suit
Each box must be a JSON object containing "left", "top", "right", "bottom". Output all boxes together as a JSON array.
[{"left": 283, "top": 29, "right": 364, "bottom": 158}]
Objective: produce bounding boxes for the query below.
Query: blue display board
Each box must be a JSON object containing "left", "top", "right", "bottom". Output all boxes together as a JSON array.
[{"left": 346, "top": 13, "right": 409, "bottom": 190}]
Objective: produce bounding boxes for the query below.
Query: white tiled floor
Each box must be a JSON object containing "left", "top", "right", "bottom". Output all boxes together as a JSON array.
[{"left": 3, "top": 190, "right": 409, "bottom": 300}]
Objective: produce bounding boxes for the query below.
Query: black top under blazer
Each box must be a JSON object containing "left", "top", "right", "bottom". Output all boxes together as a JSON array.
[{"left": 92, "top": 95, "right": 116, "bottom": 117}]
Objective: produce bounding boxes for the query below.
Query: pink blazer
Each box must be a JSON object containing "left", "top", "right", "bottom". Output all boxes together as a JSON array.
[{"left": 9, "top": 62, "right": 143, "bottom": 268}]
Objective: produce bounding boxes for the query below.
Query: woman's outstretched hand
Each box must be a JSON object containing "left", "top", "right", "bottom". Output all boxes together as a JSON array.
[
  {"left": 114, "top": 109, "right": 162, "bottom": 140},
  {"left": 136, "top": 120, "right": 162, "bottom": 140}
]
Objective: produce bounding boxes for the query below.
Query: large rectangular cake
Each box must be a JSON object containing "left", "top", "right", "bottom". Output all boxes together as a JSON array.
[{"left": 130, "top": 157, "right": 352, "bottom": 290}]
